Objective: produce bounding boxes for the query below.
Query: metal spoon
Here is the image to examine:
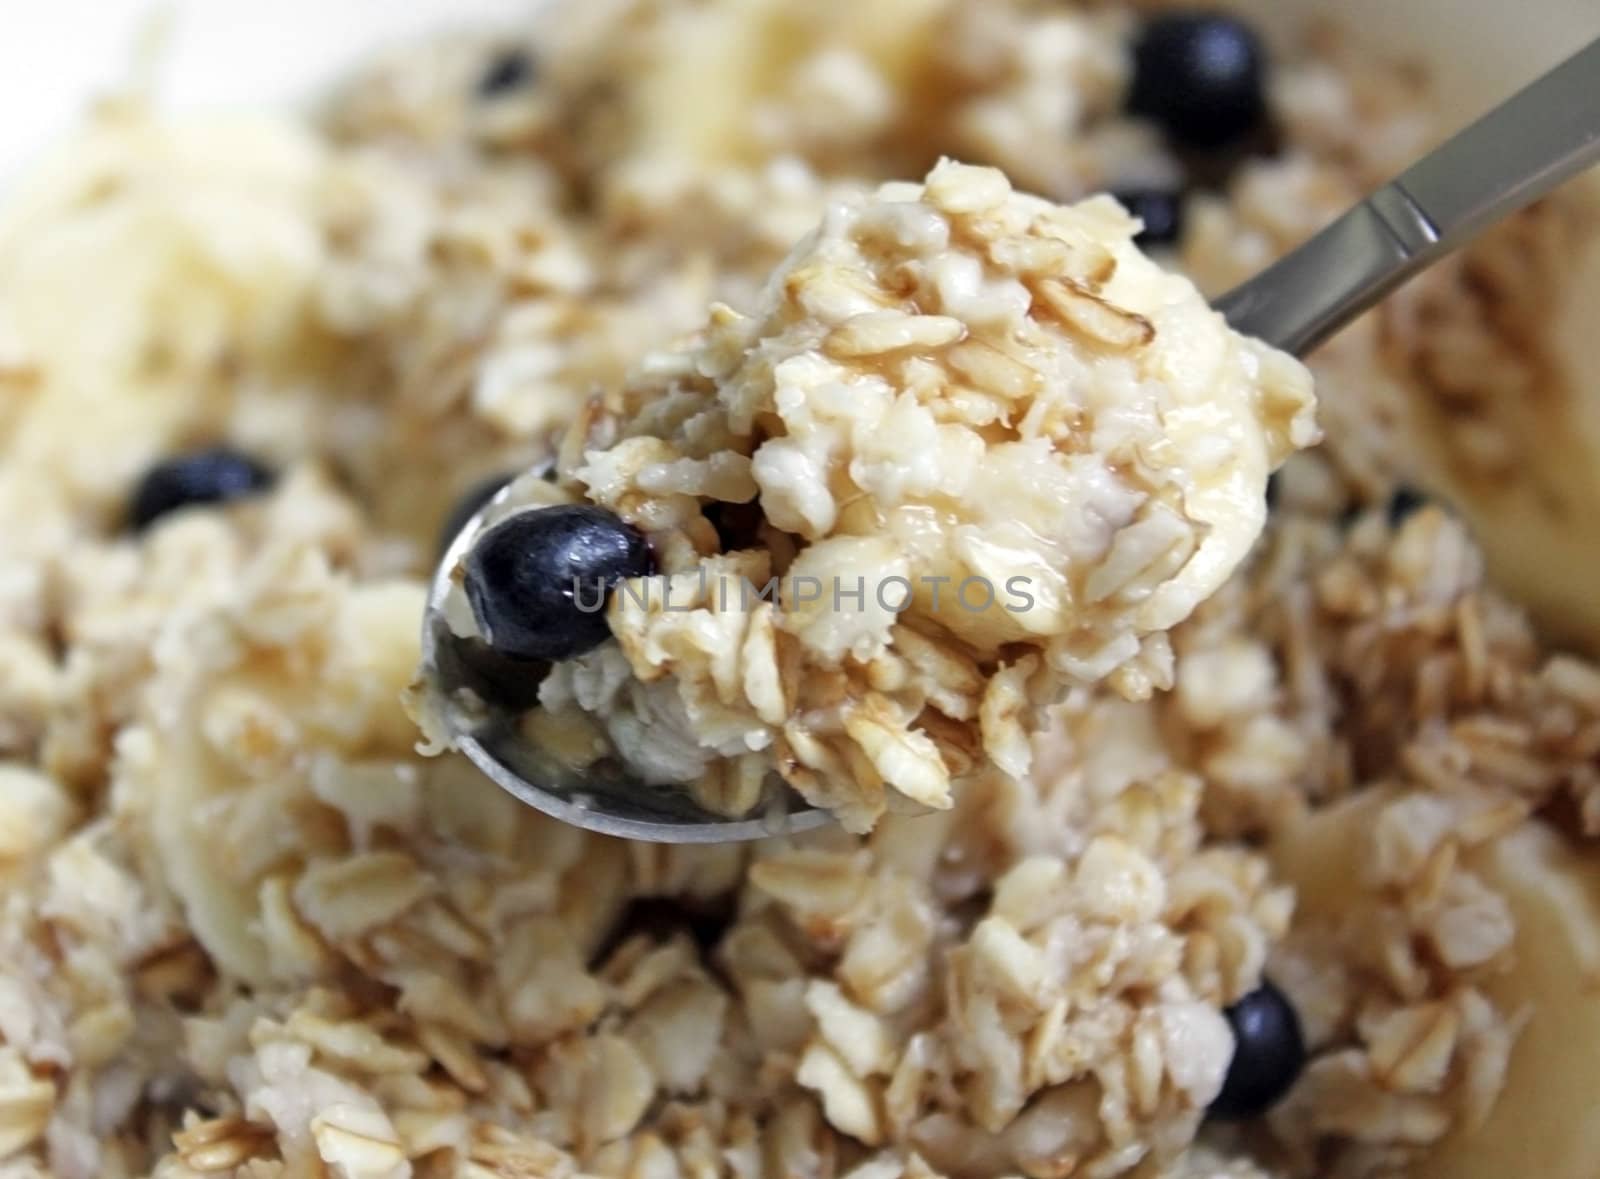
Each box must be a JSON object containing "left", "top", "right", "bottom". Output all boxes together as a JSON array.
[{"left": 419, "top": 35, "right": 1600, "bottom": 843}]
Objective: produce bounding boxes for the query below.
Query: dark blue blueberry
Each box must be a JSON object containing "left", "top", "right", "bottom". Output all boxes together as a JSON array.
[
  {"left": 439, "top": 473, "right": 515, "bottom": 558},
  {"left": 1127, "top": 12, "right": 1267, "bottom": 151},
  {"left": 464, "top": 504, "right": 654, "bottom": 662},
  {"left": 1386, "top": 485, "right": 1428, "bottom": 528},
  {"left": 1210, "top": 980, "right": 1306, "bottom": 1121},
  {"left": 129, "top": 447, "right": 274, "bottom": 532},
  {"left": 1114, "top": 187, "right": 1185, "bottom": 247},
  {"left": 477, "top": 49, "right": 535, "bottom": 98}
]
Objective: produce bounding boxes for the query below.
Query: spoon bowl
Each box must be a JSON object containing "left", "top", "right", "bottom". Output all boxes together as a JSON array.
[{"left": 419, "top": 471, "right": 834, "bottom": 842}]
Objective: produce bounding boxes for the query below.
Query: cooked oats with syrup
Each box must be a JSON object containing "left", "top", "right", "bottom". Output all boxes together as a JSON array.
[
  {"left": 423, "top": 159, "right": 1317, "bottom": 832},
  {"left": 2, "top": 2, "right": 1599, "bottom": 1178}
]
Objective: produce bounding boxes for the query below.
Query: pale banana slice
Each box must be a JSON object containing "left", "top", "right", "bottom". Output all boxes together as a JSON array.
[
  {"left": 139, "top": 675, "right": 273, "bottom": 982},
  {"left": 627, "top": 0, "right": 952, "bottom": 168},
  {"left": 1271, "top": 791, "right": 1600, "bottom": 1179},
  {"left": 1412, "top": 819, "right": 1600, "bottom": 1179},
  {"left": 1401, "top": 171, "right": 1600, "bottom": 656},
  {"left": 139, "top": 579, "right": 428, "bottom": 983}
]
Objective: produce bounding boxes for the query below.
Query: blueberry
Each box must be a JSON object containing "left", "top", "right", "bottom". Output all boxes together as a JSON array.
[
  {"left": 477, "top": 49, "right": 535, "bottom": 98},
  {"left": 1210, "top": 980, "right": 1306, "bottom": 1121},
  {"left": 1114, "top": 187, "right": 1185, "bottom": 248},
  {"left": 1127, "top": 12, "right": 1267, "bottom": 151},
  {"left": 128, "top": 447, "right": 274, "bottom": 532},
  {"left": 464, "top": 504, "right": 654, "bottom": 662},
  {"left": 1386, "top": 485, "right": 1428, "bottom": 528},
  {"left": 439, "top": 473, "right": 514, "bottom": 558}
]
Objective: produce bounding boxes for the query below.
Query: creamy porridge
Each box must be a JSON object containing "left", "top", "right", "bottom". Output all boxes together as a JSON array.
[{"left": 0, "top": 2, "right": 1598, "bottom": 1179}]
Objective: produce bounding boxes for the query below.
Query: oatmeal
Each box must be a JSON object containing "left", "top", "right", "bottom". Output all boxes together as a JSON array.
[
  {"left": 431, "top": 159, "right": 1317, "bottom": 831},
  {"left": 1, "top": 2, "right": 1598, "bottom": 1179}
]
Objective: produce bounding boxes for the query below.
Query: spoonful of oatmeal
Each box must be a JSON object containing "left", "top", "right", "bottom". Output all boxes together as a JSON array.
[{"left": 409, "top": 38, "right": 1600, "bottom": 843}]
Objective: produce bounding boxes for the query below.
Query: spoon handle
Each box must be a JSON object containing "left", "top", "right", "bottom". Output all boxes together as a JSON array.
[{"left": 1216, "top": 35, "right": 1600, "bottom": 357}]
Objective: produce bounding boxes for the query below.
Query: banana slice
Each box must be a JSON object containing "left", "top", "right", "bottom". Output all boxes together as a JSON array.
[
  {"left": 138, "top": 579, "right": 429, "bottom": 983},
  {"left": 1271, "top": 791, "right": 1600, "bottom": 1179},
  {"left": 628, "top": 0, "right": 952, "bottom": 168},
  {"left": 140, "top": 674, "right": 273, "bottom": 981},
  {"left": 1412, "top": 819, "right": 1600, "bottom": 1179},
  {"left": 1400, "top": 172, "right": 1600, "bottom": 656}
]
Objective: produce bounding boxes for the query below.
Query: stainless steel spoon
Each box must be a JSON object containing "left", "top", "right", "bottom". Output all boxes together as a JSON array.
[{"left": 419, "top": 35, "right": 1600, "bottom": 843}]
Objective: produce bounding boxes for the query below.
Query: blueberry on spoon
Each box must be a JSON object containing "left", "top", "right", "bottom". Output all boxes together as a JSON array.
[{"left": 464, "top": 504, "right": 655, "bottom": 663}]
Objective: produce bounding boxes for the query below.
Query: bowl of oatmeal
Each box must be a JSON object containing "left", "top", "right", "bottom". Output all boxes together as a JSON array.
[{"left": 2, "top": 2, "right": 1600, "bottom": 1179}]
